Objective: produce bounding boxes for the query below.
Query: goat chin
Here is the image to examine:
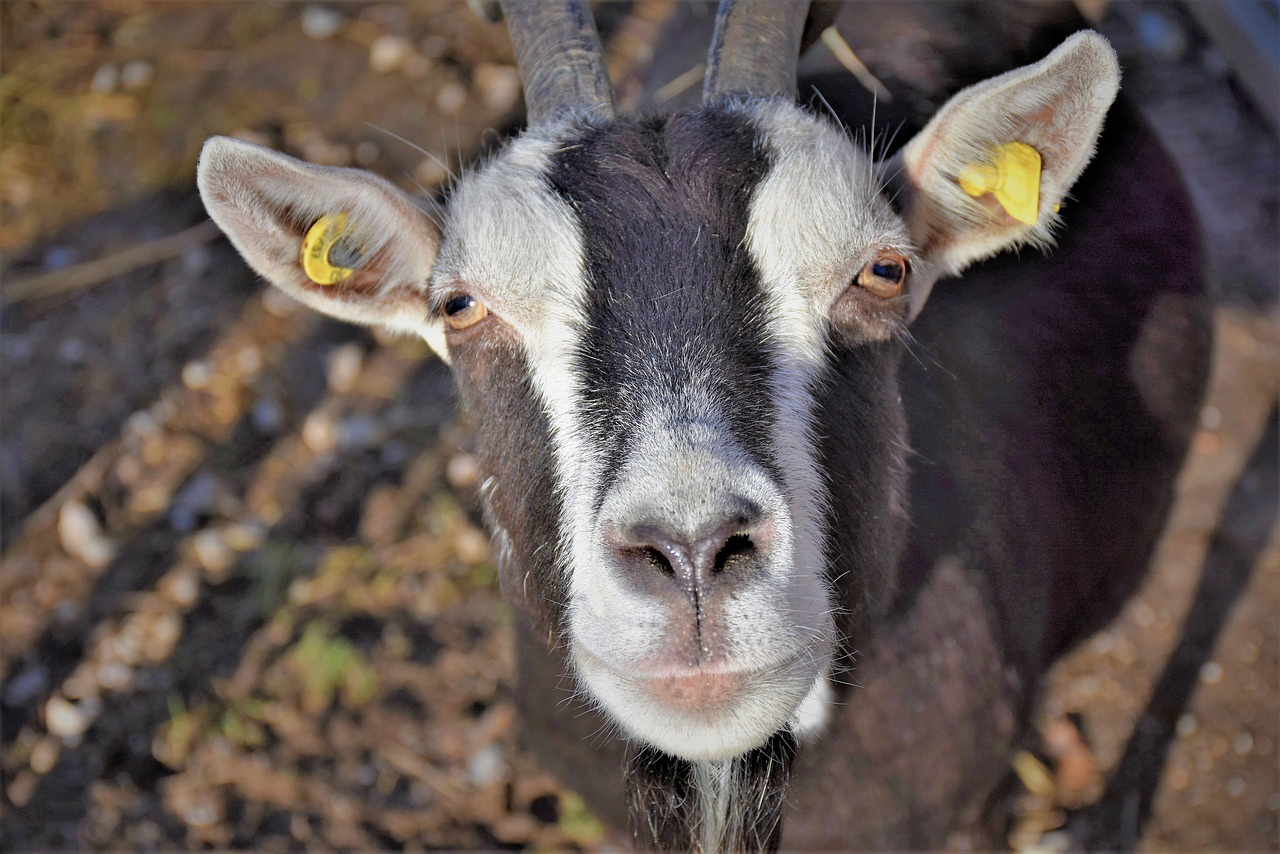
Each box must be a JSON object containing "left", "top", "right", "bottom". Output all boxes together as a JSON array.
[{"left": 572, "top": 642, "right": 830, "bottom": 761}]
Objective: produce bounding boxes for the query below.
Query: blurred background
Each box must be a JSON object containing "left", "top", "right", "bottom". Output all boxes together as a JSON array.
[{"left": 0, "top": 1, "right": 1276, "bottom": 850}]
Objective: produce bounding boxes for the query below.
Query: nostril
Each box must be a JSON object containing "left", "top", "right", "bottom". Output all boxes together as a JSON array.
[
  {"left": 636, "top": 545, "right": 674, "bottom": 576},
  {"left": 713, "top": 533, "right": 755, "bottom": 574}
]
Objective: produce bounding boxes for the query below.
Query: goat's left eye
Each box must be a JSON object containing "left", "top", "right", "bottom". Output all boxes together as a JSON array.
[
  {"left": 856, "top": 253, "right": 908, "bottom": 298},
  {"left": 443, "top": 293, "right": 489, "bottom": 330}
]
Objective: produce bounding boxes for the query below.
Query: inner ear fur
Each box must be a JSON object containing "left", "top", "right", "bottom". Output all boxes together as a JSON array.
[
  {"left": 197, "top": 136, "right": 442, "bottom": 336},
  {"left": 896, "top": 31, "right": 1120, "bottom": 278}
]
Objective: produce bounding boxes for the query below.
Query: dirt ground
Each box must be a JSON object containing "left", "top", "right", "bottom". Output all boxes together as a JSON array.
[{"left": 1, "top": 2, "right": 1276, "bottom": 851}]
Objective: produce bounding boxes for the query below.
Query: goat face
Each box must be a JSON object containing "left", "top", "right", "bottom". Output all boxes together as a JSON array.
[
  {"left": 196, "top": 0, "right": 1118, "bottom": 776},
  {"left": 438, "top": 101, "right": 917, "bottom": 760}
]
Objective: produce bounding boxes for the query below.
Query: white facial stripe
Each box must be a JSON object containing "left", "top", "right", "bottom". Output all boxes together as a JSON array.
[{"left": 437, "top": 122, "right": 604, "bottom": 585}]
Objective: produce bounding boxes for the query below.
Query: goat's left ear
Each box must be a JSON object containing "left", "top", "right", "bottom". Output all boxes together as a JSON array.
[{"left": 891, "top": 31, "right": 1120, "bottom": 319}]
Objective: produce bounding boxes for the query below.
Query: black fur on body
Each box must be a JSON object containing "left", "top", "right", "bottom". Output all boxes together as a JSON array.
[{"left": 507, "top": 6, "right": 1209, "bottom": 851}]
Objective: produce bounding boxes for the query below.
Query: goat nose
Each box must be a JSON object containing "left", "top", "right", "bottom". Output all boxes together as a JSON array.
[{"left": 607, "top": 507, "right": 767, "bottom": 596}]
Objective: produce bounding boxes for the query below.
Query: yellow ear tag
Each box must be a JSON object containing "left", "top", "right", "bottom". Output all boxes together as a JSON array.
[
  {"left": 301, "top": 213, "right": 360, "bottom": 285},
  {"left": 958, "top": 142, "right": 1042, "bottom": 226}
]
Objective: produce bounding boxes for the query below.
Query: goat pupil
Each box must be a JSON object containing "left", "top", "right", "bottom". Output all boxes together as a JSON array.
[
  {"left": 872, "top": 261, "right": 902, "bottom": 283},
  {"left": 444, "top": 294, "right": 473, "bottom": 315}
]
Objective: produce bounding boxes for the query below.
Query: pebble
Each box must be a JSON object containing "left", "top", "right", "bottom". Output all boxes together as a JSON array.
[
  {"left": 58, "top": 500, "right": 115, "bottom": 568},
  {"left": 90, "top": 64, "right": 120, "bottom": 93},
  {"left": 1200, "top": 404, "right": 1222, "bottom": 429},
  {"left": 436, "top": 81, "right": 468, "bottom": 116},
  {"left": 46, "top": 696, "right": 91, "bottom": 739},
  {"left": 455, "top": 527, "right": 492, "bottom": 565},
  {"left": 1199, "top": 660, "right": 1223, "bottom": 685},
  {"left": 370, "top": 35, "right": 414, "bottom": 74},
  {"left": 29, "top": 737, "right": 59, "bottom": 774},
  {"left": 145, "top": 613, "right": 183, "bottom": 661},
  {"left": 467, "top": 744, "right": 504, "bottom": 785},
  {"left": 120, "top": 60, "right": 154, "bottom": 91},
  {"left": 233, "top": 344, "right": 263, "bottom": 376},
  {"left": 446, "top": 452, "right": 481, "bottom": 489},
  {"left": 302, "top": 411, "right": 338, "bottom": 453},
  {"left": 327, "top": 342, "right": 364, "bottom": 393},
  {"left": 224, "top": 521, "right": 266, "bottom": 552},
  {"left": 182, "top": 359, "right": 212, "bottom": 390},
  {"left": 251, "top": 398, "right": 284, "bottom": 434},
  {"left": 301, "top": 5, "right": 344, "bottom": 41},
  {"left": 1235, "top": 732, "right": 1254, "bottom": 755},
  {"left": 354, "top": 140, "right": 380, "bottom": 166},
  {"left": 193, "top": 529, "right": 235, "bottom": 576},
  {"left": 1226, "top": 777, "right": 1246, "bottom": 797},
  {"left": 97, "top": 661, "right": 133, "bottom": 691},
  {"left": 474, "top": 63, "right": 521, "bottom": 112},
  {"left": 1176, "top": 712, "right": 1198, "bottom": 737},
  {"left": 5, "top": 666, "right": 49, "bottom": 706},
  {"left": 159, "top": 566, "right": 201, "bottom": 607},
  {"left": 339, "top": 414, "right": 381, "bottom": 449}
]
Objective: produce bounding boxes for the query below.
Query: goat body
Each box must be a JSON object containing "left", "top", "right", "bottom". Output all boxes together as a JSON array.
[{"left": 195, "top": 1, "right": 1209, "bottom": 848}]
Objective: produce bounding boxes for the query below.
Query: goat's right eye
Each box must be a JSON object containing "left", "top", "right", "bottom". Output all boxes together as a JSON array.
[{"left": 443, "top": 294, "right": 489, "bottom": 330}]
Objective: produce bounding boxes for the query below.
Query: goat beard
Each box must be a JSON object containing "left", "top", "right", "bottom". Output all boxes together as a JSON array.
[{"left": 623, "top": 730, "right": 797, "bottom": 852}]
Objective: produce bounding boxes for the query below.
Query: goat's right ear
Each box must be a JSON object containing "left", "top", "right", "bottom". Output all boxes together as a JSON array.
[{"left": 197, "top": 136, "right": 445, "bottom": 346}]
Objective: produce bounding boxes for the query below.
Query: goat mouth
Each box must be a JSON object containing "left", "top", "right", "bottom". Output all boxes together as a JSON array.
[{"left": 573, "top": 643, "right": 826, "bottom": 760}]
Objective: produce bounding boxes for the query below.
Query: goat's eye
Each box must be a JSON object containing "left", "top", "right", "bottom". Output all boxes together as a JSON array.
[
  {"left": 856, "top": 253, "right": 908, "bottom": 298},
  {"left": 443, "top": 294, "right": 489, "bottom": 330}
]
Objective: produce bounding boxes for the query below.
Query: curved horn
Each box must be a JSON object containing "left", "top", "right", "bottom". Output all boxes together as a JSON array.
[
  {"left": 704, "top": 0, "right": 810, "bottom": 102},
  {"left": 500, "top": 0, "right": 616, "bottom": 124}
]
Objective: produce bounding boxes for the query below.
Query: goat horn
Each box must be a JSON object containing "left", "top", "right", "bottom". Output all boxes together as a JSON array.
[
  {"left": 704, "top": 0, "right": 810, "bottom": 102},
  {"left": 500, "top": 0, "right": 616, "bottom": 124}
]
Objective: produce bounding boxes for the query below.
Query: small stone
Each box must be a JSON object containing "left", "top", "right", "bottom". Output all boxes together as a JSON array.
[
  {"left": 302, "top": 411, "right": 338, "bottom": 453},
  {"left": 182, "top": 359, "right": 212, "bottom": 390},
  {"left": 1199, "top": 660, "right": 1223, "bottom": 685},
  {"left": 59, "top": 500, "right": 115, "bottom": 568},
  {"left": 474, "top": 63, "right": 521, "bottom": 112},
  {"left": 1235, "top": 732, "right": 1254, "bottom": 755},
  {"left": 234, "top": 345, "right": 263, "bottom": 376},
  {"left": 5, "top": 666, "right": 49, "bottom": 706},
  {"left": 354, "top": 141, "right": 380, "bottom": 166},
  {"left": 7, "top": 771, "right": 38, "bottom": 808},
  {"left": 455, "top": 527, "right": 491, "bottom": 565},
  {"left": 1200, "top": 404, "right": 1222, "bottom": 429},
  {"left": 46, "top": 696, "right": 91, "bottom": 739},
  {"left": 159, "top": 566, "right": 201, "bottom": 607},
  {"left": 467, "top": 744, "right": 504, "bottom": 785},
  {"left": 1175, "top": 713, "right": 1197, "bottom": 737},
  {"left": 251, "top": 398, "right": 284, "bottom": 434},
  {"left": 301, "top": 5, "right": 344, "bottom": 40},
  {"left": 29, "top": 737, "right": 59, "bottom": 774},
  {"left": 414, "top": 156, "right": 450, "bottom": 189},
  {"left": 97, "top": 661, "right": 133, "bottom": 691},
  {"left": 90, "top": 64, "right": 120, "bottom": 93},
  {"left": 446, "top": 452, "right": 480, "bottom": 489},
  {"left": 1226, "top": 777, "right": 1245, "bottom": 797},
  {"left": 327, "top": 342, "right": 364, "bottom": 393},
  {"left": 436, "top": 81, "right": 468, "bottom": 116},
  {"left": 144, "top": 613, "right": 183, "bottom": 662},
  {"left": 370, "top": 35, "right": 413, "bottom": 74},
  {"left": 223, "top": 521, "right": 266, "bottom": 552},
  {"left": 193, "top": 529, "right": 235, "bottom": 576},
  {"left": 339, "top": 414, "right": 380, "bottom": 449},
  {"left": 120, "top": 60, "right": 153, "bottom": 91}
]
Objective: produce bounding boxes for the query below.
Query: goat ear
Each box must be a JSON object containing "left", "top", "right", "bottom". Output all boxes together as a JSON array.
[
  {"left": 197, "top": 136, "right": 446, "bottom": 347},
  {"left": 892, "top": 31, "right": 1120, "bottom": 319}
]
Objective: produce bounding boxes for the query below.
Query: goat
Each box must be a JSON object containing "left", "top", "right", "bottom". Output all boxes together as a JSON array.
[{"left": 195, "top": 0, "right": 1210, "bottom": 849}]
